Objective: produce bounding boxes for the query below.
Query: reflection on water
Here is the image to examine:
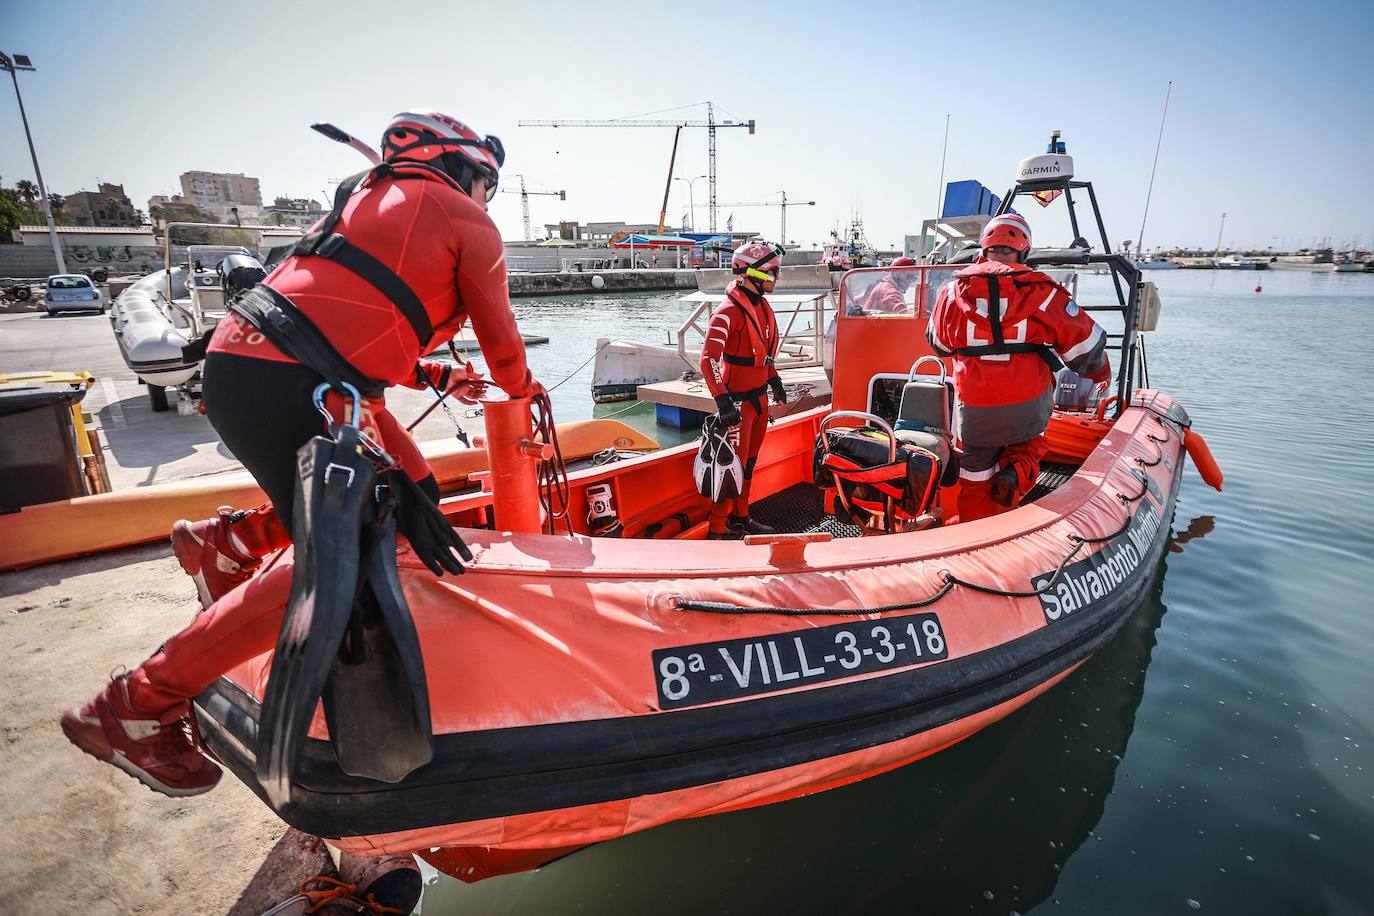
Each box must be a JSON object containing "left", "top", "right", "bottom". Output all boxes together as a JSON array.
[
  {"left": 1168, "top": 515, "right": 1215, "bottom": 553},
  {"left": 415, "top": 271, "right": 1374, "bottom": 913}
]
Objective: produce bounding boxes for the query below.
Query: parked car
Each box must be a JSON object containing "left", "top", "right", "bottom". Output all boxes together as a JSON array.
[{"left": 43, "top": 274, "right": 106, "bottom": 314}]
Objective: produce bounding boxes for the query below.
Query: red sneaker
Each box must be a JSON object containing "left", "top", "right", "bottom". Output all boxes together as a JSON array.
[
  {"left": 171, "top": 507, "right": 258, "bottom": 607},
  {"left": 60, "top": 675, "right": 222, "bottom": 797}
]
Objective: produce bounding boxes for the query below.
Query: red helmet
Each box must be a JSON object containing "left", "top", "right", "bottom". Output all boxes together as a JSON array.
[
  {"left": 731, "top": 240, "right": 782, "bottom": 281},
  {"left": 891, "top": 256, "right": 917, "bottom": 268},
  {"left": 381, "top": 111, "right": 504, "bottom": 200},
  {"left": 980, "top": 213, "right": 1032, "bottom": 253}
]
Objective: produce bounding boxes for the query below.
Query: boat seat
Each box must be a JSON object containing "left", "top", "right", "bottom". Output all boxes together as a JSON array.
[{"left": 813, "top": 411, "right": 944, "bottom": 534}]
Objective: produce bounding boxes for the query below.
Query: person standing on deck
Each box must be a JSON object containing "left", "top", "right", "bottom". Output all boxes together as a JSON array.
[
  {"left": 699, "top": 241, "right": 788, "bottom": 539},
  {"left": 60, "top": 110, "right": 539, "bottom": 796},
  {"left": 927, "top": 213, "right": 1111, "bottom": 522}
]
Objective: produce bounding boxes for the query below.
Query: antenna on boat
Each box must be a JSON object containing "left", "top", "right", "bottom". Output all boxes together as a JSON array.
[
  {"left": 932, "top": 114, "right": 950, "bottom": 256},
  {"left": 311, "top": 122, "right": 382, "bottom": 165},
  {"left": 1134, "top": 81, "right": 1173, "bottom": 259}
]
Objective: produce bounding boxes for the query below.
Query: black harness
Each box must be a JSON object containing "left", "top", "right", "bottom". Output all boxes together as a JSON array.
[
  {"left": 952, "top": 274, "right": 1064, "bottom": 372},
  {"left": 230, "top": 162, "right": 456, "bottom": 396}
]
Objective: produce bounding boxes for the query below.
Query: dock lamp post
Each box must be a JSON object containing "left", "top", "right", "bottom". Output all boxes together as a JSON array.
[
  {"left": 675, "top": 175, "right": 706, "bottom": 231},
  {"left": 1, "top": 51, "right": 66, "bottom": 275}
]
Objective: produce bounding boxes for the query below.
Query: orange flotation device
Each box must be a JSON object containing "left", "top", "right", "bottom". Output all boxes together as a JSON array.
[{"left": 1183, "top": 427, "right": 1223, "bottom": 491}]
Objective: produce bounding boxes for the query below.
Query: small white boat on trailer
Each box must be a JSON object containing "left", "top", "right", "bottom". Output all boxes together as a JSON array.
[{"left": 108, "top": 222, "right": 301, "bottom": 411}]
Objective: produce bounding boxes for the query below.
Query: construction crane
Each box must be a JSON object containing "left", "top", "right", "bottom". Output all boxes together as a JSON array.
[
  {"left": 717, "top": 191, "right": 816, "bottom": 248},
  {"left": 497, "top": 175, "right": 565, "bottom": 243},
  {"left": 519, "top": 102, "right": 755, "bottom": 233}
]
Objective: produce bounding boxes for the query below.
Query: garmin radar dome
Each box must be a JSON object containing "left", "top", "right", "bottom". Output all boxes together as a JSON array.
[{"left": 1017, "top": 129, "right": 1075, "bottom": 184}]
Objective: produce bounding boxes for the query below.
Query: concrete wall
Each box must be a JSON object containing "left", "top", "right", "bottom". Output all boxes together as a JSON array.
[{"left": 508, "top": 269, "right": 696, "bottom": 297}]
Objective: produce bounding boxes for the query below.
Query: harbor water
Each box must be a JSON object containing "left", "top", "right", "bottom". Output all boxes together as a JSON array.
[{"left": 424, "top": 269, "right": 1374, "bottom": 914}]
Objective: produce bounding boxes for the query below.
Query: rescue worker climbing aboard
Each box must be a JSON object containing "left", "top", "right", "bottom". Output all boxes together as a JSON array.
[
  {"left": 927, "top": 213, "right": 1110, "bottom": 522},
  {"left": 170, "top": 111, "right": 536, "bottom": 605},
  {"left": 699, "top": 241, "right": 788, "bottom": 539},
  {"left": 60, "top": 110, "right": 539, "bottom": 797}
]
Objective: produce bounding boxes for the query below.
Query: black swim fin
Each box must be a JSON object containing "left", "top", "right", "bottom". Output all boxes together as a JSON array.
[
  {"left": 321, "top": 500, "right": 434, "bottom": 783},
  {"left": 256, "top": 427, "right": 375, "bottom": 809}
]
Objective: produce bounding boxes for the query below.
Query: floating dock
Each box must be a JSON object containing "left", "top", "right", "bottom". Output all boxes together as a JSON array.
[
  {"left": 637, "top": 365, "right": 832, "bottom": 427},
  {"left": 446, "top": 327, "right": 549, "bottom": 352}
]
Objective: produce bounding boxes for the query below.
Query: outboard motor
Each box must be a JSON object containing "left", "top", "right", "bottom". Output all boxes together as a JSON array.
[
  {"left": 218, "top": 254, "right": 266, "bottom": 300},
  {"left": 1053, "top": 367, "right": 1101, "bottom": 411}
]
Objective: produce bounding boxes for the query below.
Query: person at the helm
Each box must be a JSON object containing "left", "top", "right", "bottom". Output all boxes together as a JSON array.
[
  {"left": 61, "top": 110, "right": 540, "bottom": 798},
  {"left": 927, "top": 213, "right": 1111, "bottom": 522},
  {"left": 698, "top": 241, "right": 788, "bottom": 539},
  {"left": 864, "top": 256, "right": 920, "bottom": 314}
]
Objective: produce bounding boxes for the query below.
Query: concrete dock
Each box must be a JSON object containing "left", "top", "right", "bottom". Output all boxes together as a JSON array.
[{"left": 0, "top": 306, "right": 492, "bottom": 490}]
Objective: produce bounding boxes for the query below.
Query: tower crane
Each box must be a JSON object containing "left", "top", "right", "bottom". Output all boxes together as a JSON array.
[
  {"left": 519, "top": 102, "right": 755, "bottom": 233},
  {"left": 496, "top": 175, "right": 565, "bottom": 242},
  {"left": 717, "top": 191, "right": 815, "bottom": 248}
]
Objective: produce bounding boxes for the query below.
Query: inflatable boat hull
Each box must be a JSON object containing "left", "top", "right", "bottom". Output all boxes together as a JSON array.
[
  {"left": 108, "top": 269, "right": 199, "bottom": 387},
  {"left": 194, "top": 392, "right": 1191, "bottom": 879}
]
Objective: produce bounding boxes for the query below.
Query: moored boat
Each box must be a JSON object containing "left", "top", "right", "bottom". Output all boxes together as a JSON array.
[
  {"left": 192, "top": 136, "right": 1224, "bottom": 883},
  {"left": 108, "top": 223, "right": 299, "bottom": 411}
]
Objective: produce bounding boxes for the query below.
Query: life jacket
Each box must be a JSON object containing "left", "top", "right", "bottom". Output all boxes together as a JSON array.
[
  {"left": 717, "top": 281, "right": 779, "bottom": 388},
  {"left": 226, "top": 160, "right": 463, "bottom": 396},
  {"left": 943, "top": 262, "right": 1064, "bottom": 371}
]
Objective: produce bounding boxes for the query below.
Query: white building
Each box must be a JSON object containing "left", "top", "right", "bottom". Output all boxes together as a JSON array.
[{"left": 178, "top": 171, "right": 263, "bottom": 220}]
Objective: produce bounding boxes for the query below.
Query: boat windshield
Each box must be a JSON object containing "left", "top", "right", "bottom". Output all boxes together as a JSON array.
[
  {"left": 839, "top": 266, "right": 958, "bottom": 318},
  {"left": 186, "top": 246, "right": 251, "bottom": 271}
]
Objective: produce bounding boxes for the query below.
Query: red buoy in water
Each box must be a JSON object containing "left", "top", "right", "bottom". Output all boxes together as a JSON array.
[
  {"left": 1254, "top": 285, "right": 1262, "bottom": 293},
  {"left": 1184, "top": 428, "right": 1224, "bottom": 491}
]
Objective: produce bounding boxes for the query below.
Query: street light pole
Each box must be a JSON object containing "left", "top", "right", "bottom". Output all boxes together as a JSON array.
[
  {"left": 675, "top": 174, "right": 706, "bottom": 231},
  {"left": 2, "top": 52, "right": 66, "bottom": 274}
]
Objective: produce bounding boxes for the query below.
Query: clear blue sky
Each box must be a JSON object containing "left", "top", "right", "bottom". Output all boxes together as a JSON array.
[{"left": 3, "top": 0, "right": 1371, "bottom": 252}]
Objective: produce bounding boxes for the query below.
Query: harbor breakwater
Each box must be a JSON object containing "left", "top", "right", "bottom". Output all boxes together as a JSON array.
[{"left": 508, "top": 269, "right": 697, "bottom": 297}]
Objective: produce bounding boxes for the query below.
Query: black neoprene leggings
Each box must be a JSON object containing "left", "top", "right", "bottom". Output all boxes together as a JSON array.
[{"left": 201, "top": 352, "right": 439, "bottom": 532}]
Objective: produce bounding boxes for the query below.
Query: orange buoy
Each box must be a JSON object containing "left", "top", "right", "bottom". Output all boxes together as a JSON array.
[{"left": 1183, "top": 428, "right": 1224, "bottom": 491}]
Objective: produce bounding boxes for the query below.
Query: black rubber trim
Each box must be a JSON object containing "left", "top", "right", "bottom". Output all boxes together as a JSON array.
[
  {"left": 195, "top": 453, "right": 1182, "bottom": 839},
  {"left": 127, "top": 357, "right": 199, "bottom": 374}
]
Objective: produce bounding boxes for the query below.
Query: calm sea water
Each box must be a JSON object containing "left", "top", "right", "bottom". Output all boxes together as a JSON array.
[{"left": 420, "top": 269, "right": 1374, "bottom": 914}]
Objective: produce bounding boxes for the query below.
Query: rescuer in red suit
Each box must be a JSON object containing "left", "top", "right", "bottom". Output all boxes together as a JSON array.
[
  {"left": 700, "top": 241, "right": 788, "bottom": 539},
  {"left": 864, "top": 256, "right": 919, "bottom": 313},
  {"left": 61, "top": 110, "right": 539, "bottom": 796},
  {"left": 927, "top": 213, "right": 1111, "bottom": 522}
]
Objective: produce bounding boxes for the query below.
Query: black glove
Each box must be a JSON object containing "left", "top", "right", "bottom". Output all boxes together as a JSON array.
[
  {"left": 768, "top": 376, "right": 787, "bottom": 404},
  {"left": 714, "top": 395, "right": 741, "bottom": 427},
  {"left": 385, "top": 470, "right": 473, "bottom": 576}
]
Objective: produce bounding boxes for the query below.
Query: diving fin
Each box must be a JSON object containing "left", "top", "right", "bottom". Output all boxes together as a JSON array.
[
  {"left": 321, "top": 501, "right": 433, "bottom": 783},
  {"left": 256, "top": 426, "right": 375, "bottom": 809}
]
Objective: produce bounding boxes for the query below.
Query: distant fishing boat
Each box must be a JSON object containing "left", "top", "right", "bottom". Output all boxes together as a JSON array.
[{"left": 1214, "top": 255, "right": 1265, "bottom": 270}]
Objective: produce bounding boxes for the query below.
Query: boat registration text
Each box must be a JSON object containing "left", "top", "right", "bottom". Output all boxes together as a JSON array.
[{"left": 652, "top": 612, "right": 948, "bottom": 710}]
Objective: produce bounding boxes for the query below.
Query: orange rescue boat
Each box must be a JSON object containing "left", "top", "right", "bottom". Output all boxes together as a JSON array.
[{"left": 193, "top": 150, "right": 1223, "bottom": 882}]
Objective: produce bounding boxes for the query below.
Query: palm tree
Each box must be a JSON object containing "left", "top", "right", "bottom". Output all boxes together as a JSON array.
[{"left": 15, "top": 179, "right": 37, "bottom": 211}]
